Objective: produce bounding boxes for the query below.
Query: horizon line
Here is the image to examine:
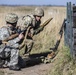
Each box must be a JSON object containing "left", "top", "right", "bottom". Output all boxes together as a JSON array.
[{"left": 0, "top": 4, "right": 66, "bottom": 6}]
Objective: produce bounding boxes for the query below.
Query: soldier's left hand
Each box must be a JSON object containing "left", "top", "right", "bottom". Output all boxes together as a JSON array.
[{"left": 18, "top": 33, "right": 24, "bottom": 39}]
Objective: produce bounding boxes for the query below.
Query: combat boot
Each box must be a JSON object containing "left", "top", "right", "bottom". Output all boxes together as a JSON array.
[{"left": 9, "top": 64, "right": 21, "bottom": 71}]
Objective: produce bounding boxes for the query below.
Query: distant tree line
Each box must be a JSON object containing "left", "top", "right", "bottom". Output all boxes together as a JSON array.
[{"left": 0, "top": 4, "right": 66, "bottom": 7}]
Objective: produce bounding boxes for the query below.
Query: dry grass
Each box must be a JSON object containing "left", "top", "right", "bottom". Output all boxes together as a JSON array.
[
  {"left": 31, "top": 6, "right": 66, "bottom": 54},
  {"left": 0, "top": 5, "right": 66, "bottom": 53},
  {"left": 47, "top": 46, "right": 71, "bottom": 75},
  {"left": 0, "top": 5, "right": 68, "bottom": 75}
]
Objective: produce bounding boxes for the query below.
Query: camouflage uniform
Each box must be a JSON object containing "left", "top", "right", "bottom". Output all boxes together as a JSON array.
[
  {"left": 17, "top": 7, "right": 44, "bottom": 55},
  {"left": 0, "top": 13, "right": 21, "bottom": 68}
]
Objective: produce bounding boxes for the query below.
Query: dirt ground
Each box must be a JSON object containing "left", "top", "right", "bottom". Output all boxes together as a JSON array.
[
  {"left": 0, "top": 55, "right": 54, "bottom": 75},
  {"left": 0, "top": 63, "right": 53, "bottom": 75}
]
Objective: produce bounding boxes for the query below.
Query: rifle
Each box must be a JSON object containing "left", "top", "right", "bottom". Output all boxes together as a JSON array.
[
  {"left": 59, "top": 19, "right": 66, "bottom": 36},
  {"left": 45, "top": 19, "right": 66, "bottom": 61},
  {"left": 34, "top": 17, "right": 53, "bottom": 34},
  {"left": 48, "top": 19, "right": 66, "bottom": 52},
  {"left": 1, "top": 28, "right": 27, "bottom": 44}
]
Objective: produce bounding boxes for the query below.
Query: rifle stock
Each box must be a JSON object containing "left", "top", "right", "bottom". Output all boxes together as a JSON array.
[
  {"left": 2, "top": 33, "right": 19, "bottom": 44},
  {"left": 2, "top": 29, "right": 26, "bottom": 44}
]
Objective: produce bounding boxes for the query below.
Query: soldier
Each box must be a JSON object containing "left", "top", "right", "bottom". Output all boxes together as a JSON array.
[
  {"left": 17, "top": 7, "right": 44, "bottom": 56},
  {"left": 0, "top": 13, "right": 24, "bottom": 71}
]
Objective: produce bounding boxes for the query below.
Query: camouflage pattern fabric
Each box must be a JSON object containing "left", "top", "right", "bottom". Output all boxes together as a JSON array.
[
  {"left": 0, "top": 26, "right": 20, "bottom": 66},
  {"left": 17, "top": 14, "right": 42, "bottom": 56},
  {"left": 34, "top": 7, "right": 44, "bottom": 17},
  {"left": 5, "top": 13, "right": 18, "bottom": 23}
]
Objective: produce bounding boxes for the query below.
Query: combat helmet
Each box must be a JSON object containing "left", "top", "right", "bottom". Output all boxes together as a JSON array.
[
  {"left": 34, "top": 7, "right": 44, "bottom": 17},
  {"left": 5, "top": 13, "right": 18, "bottom": 23}
]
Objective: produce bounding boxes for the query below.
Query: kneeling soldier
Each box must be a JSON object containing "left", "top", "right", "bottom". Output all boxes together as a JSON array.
[{"left": 0, "top": 13, "right": 24, "bottom": 71}]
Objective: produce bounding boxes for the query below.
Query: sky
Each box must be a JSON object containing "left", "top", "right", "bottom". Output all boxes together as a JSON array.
[{"left": 0, "top": 0, "right": 76, "bottom": 6}]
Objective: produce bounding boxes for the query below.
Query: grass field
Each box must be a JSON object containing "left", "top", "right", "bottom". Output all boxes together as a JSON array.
[
  {"left": 0, "top": 5, "right": 66, "bottom": 53},
  {"left": 0, "top": 5, "right": 74, "bottom": 75}
]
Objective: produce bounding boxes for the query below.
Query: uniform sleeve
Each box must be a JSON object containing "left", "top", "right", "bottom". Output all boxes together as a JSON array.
[
  {"left": 7, "top": 37, "right": 20, "bottom": 48},
  {"left": 34, "top": 26, "right": 44, "bottom": 35},
  {"left": 0, "top": 27, "right": 10, "bottom": 40},
  {"left": 0, "top": 27, "right": 20, "bottom": 48},
  {"left": 33, "top": 20, "right": 43, "bottom": 35}
]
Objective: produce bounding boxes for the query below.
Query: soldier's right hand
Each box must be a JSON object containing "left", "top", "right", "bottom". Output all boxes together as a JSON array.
[{"left": 18, "top": 33, "right": 24, "bottom": 40}]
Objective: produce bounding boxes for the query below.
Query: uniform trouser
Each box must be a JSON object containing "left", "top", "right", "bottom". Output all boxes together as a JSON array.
[
  {"left": 7, "top": 48, "right": 19, "bottom": 66},
  {"left": 24, "top": 39, "right": 34, "bottom": 55}
]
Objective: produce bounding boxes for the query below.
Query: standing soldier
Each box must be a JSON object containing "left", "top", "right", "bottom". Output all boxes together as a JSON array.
[
  {"left": 17, "top": 7, "right": 44, "bottom": 56},
  {"left": 0, "top": 13, "right": 24, "bottom": 71}
]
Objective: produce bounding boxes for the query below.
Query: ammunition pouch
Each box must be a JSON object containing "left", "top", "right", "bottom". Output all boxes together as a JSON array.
[
  {"left": 0, "top": 44, "right": 10, "bottom": 59},
  {"left": 0, "top": 50, "right": 10, "bottom": 66},
  {"left": 0, "top": 50, "right": 5, "bottom": 59},
  {"left": 0, "top": 51, "right": 10, "bottom": 60}
]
